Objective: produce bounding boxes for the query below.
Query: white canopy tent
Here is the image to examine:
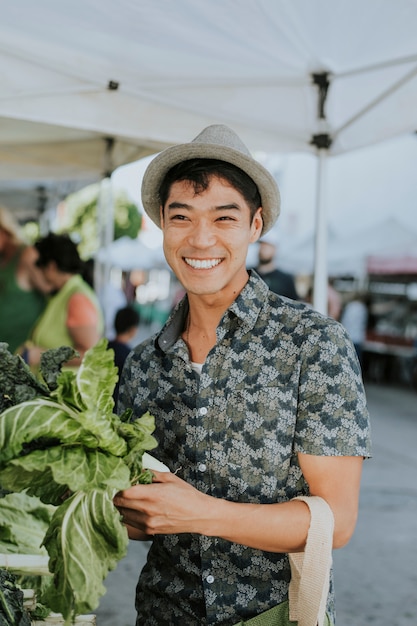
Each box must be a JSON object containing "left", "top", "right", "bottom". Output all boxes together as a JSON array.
[
  {"left": 280, "top": 217, "right": 417, "bottom": 278},
  {"left": 2, "top": 0, "right": 417, "bottom": 311},
  {"left": 95, "top": 235, "right": 167, "bottom": 272}
]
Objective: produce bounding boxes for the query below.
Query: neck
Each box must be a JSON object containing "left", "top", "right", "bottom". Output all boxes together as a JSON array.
[
  {"left": 183, "top": 299, "right": 222, "bottom": 363},
  {"left": 116, "top": 330, "right": 135, "bottom": 343},
  {"left": 53, "top": 272, "right": 76, "bottom": 291},
  {"left": 183, "top": 271, "right": 249, "bottom": 361}
]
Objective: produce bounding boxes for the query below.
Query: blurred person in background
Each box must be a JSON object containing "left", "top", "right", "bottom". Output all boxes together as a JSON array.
[
  {"left": 0, "top": 205, "right": 51, "bottom": 353},
  {"left": 254, "top": 234, "right": 299, "bottom": 299},
  {"left": 108, "top": 305, "right": 140, "bottom": 403},
  {"left": 340, "top": 292, "right": 369, "bottom": 368},
  {"left": 305, "top": 280, "right": 343, "bottom": 321},
  {"left": 327, "top": 279, "right": 342, "bottom": 321},
  {"left": 19, "top": 232, "right": 103, "bottom": 369}
]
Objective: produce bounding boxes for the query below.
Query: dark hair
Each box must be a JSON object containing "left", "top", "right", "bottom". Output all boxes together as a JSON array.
[
  {"left": 35, "top": 233, "right": 84, "bottom": 274},
  {"left": 159, "top": 158, "right": 261, "bottom": 221},
  {"left": 114, "top": 306, "right": 140, "bottom": 334}
]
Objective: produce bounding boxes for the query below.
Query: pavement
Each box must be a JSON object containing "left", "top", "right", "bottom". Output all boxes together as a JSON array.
[{"left": 95, "top": 382, "right": 417, "bottom": 626}]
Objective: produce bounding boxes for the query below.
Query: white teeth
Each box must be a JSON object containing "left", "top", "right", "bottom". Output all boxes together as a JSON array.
[{"left": 185, "top": 258, "right": 222, "bottom": 269}]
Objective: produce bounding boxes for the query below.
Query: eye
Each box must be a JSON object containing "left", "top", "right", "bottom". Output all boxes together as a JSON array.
[
  {"left": 170, "top": 213, "right": 188, "bottom": 221},
  {"left": 217, "top": 214, "right": 236, "bottom": 221}
]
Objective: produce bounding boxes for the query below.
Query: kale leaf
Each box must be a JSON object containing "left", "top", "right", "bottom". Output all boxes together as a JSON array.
[
  {"left": 0, "top": 343, "right": 78, "bottom": 412},
  {"left": 39, "top": 346, "right": 78, "bottom": 390},
  {"left": 0, "top": 343, "right": 49, "bottom": 412},
  {"left": 0, "top": 569, "right": 31, "bottom": 626}
]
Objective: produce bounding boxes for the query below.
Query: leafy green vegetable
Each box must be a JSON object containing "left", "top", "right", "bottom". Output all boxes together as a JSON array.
[
  {"left": 42, "top": 489, "right": 128, "bottom": 618},
  {"left": 0, "top": 569, "right": 31, "bottom": 626},
  {"left": 0, "top": 343, "right": 48, "bottom": 412},
  {"left": 0, "top": 493, "right": 55, "bottom": 622},
  {"left": 0, "top": 339, "right": 158, "bottom": 624},
  {"left": 0, "top": 493, "right": 54, "bottom": 555},
  {"left": 39, "top": 346, "right": 78, "bottom": 391}
]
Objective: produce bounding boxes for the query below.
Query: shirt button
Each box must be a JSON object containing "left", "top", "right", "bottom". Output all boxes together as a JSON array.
[
  {"left": 198, "top": 463, "right": 207, "bottom": 472},
  {"left": 199, "top": 407, "right": 208, "bottom": 415},
  {"left": 206, "top": 575, "right": 214, "bottom": 584}
]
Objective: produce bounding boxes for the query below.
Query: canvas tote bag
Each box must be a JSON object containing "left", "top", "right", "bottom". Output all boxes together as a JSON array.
[{"left": 233, "top": 496, "right": 335, "bottom": 626}]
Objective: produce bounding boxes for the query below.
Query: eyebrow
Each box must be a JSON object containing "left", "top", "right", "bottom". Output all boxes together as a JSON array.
[{"left": 166, "top": 202, "right": 241, "bottom": 211}]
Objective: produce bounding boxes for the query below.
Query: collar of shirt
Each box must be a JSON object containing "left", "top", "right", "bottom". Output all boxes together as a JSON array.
[{"left": 157, "top": 270, "right": 269, "bottom": 353}]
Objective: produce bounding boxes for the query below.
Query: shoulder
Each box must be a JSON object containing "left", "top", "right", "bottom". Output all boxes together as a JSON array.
[
  {"left": 262, "top": 293, "right": 353, "bottom": 347},
  {"left": 67, "top": 287, "right": 101, "bottom": 326},
  {"left": 124, "top": 334, "right": 159, "bottom": 366},
  {"left": 68, "top": 290, "right": 97, "bottom": 309},
  {"left": 108, "top": 340, "right": 131, "bottom": 364}
]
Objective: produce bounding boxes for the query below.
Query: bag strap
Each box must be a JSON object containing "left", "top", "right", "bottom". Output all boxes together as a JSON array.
[{"left": 288, "top": 496, "right": 334, "bottom": 626}]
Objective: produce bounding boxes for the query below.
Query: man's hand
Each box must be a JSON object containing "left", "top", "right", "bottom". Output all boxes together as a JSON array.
[{"left": 114, "top": 471, "right": 209, "bottom": 537}]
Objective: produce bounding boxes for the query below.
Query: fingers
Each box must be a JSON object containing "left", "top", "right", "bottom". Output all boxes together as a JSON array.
[
  {"left": 113, "top": 485, "right": 147, "bottom": 506},
  {"left": 124, "top": 523, "right": 151, "bottom": 541}
]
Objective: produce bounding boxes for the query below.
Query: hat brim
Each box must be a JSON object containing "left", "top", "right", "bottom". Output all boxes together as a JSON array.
[{"left": 141, "top": 142, "right": 280, "bottom": 235}]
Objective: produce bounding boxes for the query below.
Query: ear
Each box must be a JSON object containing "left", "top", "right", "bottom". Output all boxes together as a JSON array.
[
  {"left": 159, "top": 206, "right": 165, "bottom": 228},
  {"left": 250, "top": 207, "right": 263, "bottom": 243}
]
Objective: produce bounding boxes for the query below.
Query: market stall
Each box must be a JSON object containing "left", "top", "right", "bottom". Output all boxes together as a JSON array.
[{"left": 362, "top": 255, "right": 417, "bottom": 386}]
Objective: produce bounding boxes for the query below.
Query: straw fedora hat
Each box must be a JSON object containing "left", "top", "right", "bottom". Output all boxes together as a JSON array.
[{"left": 141, "top": 124, "right": 280, "bottom": 235}]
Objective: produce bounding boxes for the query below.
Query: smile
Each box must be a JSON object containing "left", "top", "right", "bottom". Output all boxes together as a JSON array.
[{"left": 184, "top": 258, "right": 222, "bottom": 269}]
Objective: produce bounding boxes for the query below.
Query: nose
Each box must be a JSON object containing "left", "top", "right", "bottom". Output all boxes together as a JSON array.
[{"left": 187, "top": 221, "right": 216, "bottom": 248}]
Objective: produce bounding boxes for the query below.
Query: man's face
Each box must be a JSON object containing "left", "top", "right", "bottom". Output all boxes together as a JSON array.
[{"left": 160, "top": 175, "right": 262, "bottom": 302}]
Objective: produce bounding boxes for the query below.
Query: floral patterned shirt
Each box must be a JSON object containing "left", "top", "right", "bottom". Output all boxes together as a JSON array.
[{"left": 118, "top": 271, "right": 371, "bottom": 626}]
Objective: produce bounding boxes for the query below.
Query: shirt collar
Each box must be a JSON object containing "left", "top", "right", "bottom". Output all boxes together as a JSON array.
[
  {"left": 228, "top": 270, "right": 269, "bottom": 331},
  {"left": 157, "top": 271, "right": 269, "bottom": 353}
]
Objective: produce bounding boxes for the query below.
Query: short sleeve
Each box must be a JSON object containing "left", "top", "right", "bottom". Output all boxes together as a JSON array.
[{"left": 294, "top": 320, "right": 371, "bottom": 458}]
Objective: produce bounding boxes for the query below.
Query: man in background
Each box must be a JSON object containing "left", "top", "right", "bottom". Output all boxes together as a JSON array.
[{"left": 255, "top": 234, "right": 299, "bottom": 299}]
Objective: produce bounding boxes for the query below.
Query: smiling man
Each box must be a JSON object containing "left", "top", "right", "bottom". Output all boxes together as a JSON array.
[{"left": 115, "top": 125, "right": 371, "bottom": 626}]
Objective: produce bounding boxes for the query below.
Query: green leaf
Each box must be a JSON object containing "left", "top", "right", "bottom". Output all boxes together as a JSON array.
[
  {"left": 0, "top": 569, "right": 31, "bottom": 626},
  {"left": 1, "top": 447, "right": 131, "bottom": 504},
  {"left": 0, "top": 343, "right": 49, "bottom": 413},
  {"left": 0, "top": 400, "right": 104, "bottom": 466},
  {"left": 117, "top": 411, "right": 158, "bottom": 482},
  {"left": 42, "top": 489, "right": 128, "bottom": 624},
  {"left": 0, "top": 394, "right": 130, "bottom": 466},
  {"left": 76, "top": 339, "right": 118, "bottom": 415},
  {"left": 0, "top": 493, "right": 54, "bottom": 555},
  {"left": 51, "top": 369, "right": 82, "bottom": 410},
  {"left": 39, "top": 346, "right": 78, "bottom": 390},
  {"left": 68, "top": 407, "right": 127, "bottom": 457}
]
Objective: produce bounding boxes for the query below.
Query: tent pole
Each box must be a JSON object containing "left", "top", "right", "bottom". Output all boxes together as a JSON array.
[
  {"left": 310, "top": 72, "right": 331, "bottom": 315},
  {"left": 312, "top": 149, "right": 328, "bottom": 315},
  {"left": 94, "top": 138, "right": 115, "bottom": 334},
  {"left": 95, "top": 176, "right": 114, "bottom": 324}
]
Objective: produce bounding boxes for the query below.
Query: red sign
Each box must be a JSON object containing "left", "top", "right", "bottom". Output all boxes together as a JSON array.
[{"left": 367, "top": 256, "right": 417, "bottom": 274}]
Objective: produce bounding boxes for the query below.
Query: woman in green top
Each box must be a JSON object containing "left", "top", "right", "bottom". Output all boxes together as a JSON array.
[
  {"left": 0, "top": 206, "right": 51, "bottom": 353},
  {"left": 22, "top": 232, "right": 104, "bottom": 369}
]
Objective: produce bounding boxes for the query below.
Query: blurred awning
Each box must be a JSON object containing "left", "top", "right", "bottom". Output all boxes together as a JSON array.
[
  {"left": 367, "top": 256, "right": 417, "bottom": 275},
  {"left": 95, "top": 236, "right": 167, "bottom": 272}
]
